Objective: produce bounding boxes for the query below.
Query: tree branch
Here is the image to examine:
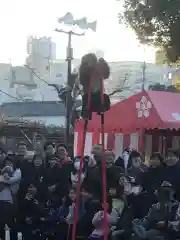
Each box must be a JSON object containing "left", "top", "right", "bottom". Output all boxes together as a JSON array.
[
  {"left": 108, "top": 73, "right": 128, "bottom": 97},
  {"left": 108, "top": 88, "right": 124, "bottom": 97}
]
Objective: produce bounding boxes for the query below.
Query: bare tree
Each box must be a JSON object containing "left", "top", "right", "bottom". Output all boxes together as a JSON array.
[
  {"left": 108, "top": 73, "right": 129, "bottom": 97},
  {"left": 26, "top": 65, "right": 129, "bottom": 129}
]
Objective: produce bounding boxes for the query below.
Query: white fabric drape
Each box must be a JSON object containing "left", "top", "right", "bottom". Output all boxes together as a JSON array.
[
  {"left": 84, "top": 132, "right": 93, "bottom": 155},
  {"left": 73, "top": 132, "right": 78, "bottom": 156},
  {"left": 99, "top": 133, "right": 108, "bottom": 149},
  {"left": 114, "top": 133, "right": 124, "bottom": 159},
  {"left": 130, "top": 133, "right": 139, "bottom": 150},
  {"left": 172, "top": 136, "right": 180, "bottom": 149},
  {"left": 144, "top": 134, "right": 152, "bottom": 162}
]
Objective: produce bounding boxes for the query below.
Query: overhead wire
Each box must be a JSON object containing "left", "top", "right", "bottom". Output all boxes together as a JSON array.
[
  {"left": 24, "top": 64, "right": 50, "bottom": 86},
  {"left": 0, "top": 89, "right": 23, "bottom": 101},
  {"left": 0, "top": 64, "right": 50, "bottom": 102},
  {"left": 0, "top": 64, "right": 66, "bottom": 103}
]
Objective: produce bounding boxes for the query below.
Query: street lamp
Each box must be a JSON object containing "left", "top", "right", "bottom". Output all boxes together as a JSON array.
[{"left": 55, "top": 12, "right": 97, "bottom": 146}]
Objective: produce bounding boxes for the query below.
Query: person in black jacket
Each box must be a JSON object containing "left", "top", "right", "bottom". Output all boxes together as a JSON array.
[
  {"left": 43, "top": 157, "right": 70, "bottom": 208},
  {"left": 19, "top": 183, "right": 45, "bottom": 240},
  {"left": 84, "top": 150, "right": 121, "bottom": 199},
  {"left": 44, "top": 142, "right": 55, "bottom": 164},
  {"left": 135, "top": 152, "right": 166, "bottom": 218},
  {"left": 120, "top": 149, "right": 147, "bottom": 181},
  {"left": 133, "top": 182, "right": 178, "bottom": 240},
  {"left": 141, "top": 152, "right": 165, "bottom": 195},
  {"left": 163, "top": 149, "right": 180, "bottom": 200},
  {"left": 29, "top": 155, "right": 47, "bottom": 204}
]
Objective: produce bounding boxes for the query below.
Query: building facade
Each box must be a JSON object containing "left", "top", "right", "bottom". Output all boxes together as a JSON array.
[
  {"left": 0, "top": 35, "right": 177, "bottom": 104},
  {"left": 0, "top": 101, "right": 66, "bottom": 127}
]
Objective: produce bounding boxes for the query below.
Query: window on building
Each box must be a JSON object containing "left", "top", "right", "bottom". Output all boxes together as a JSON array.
[{"left": 56, "top": 73, "right": 62, "bottom": 78}]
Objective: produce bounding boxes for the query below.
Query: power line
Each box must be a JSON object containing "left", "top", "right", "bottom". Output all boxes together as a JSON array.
[
  {"left": 0, "top": 64, "right": 49, "bottom": 102},
  {"left": 24, "top": 65, "right": 50, "bottom": 86},
  {"left": 0, "top": 65, "right": 51, "bottom": 103},
  {"left": 0, "top": 89, "right": 22, "bottom": 101},
  {"left": 24, "top": 65, "right": 68, "bottom": 102}
]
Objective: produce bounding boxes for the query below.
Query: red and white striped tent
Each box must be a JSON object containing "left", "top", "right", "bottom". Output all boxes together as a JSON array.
[{"left": 74, "top": 91, "right": 180, "bottom": 159}]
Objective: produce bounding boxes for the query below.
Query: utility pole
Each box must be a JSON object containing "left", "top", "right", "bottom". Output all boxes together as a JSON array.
[
  {"left": 55, "top": 12, "right": 97, "bottom": 146},
  {"left": 55, "top": 29, "right": 84, "bottom": 145},
  {"left": 142, "top": 44, "right": 147, "bottom": 91},
  {"left": 142, "top": 61, "right": 146, "bottom": 91}
]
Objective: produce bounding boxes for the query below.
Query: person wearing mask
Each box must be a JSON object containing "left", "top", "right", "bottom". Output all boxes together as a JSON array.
[{"left": 71, "top": 156, "right": 88, "bottom": 187}]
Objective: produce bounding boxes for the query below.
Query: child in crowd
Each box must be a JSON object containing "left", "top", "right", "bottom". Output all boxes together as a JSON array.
[
  {"left": 66, "top": 187, "right": 88, "bottom": 225},
  {"left": 89, "top": 210, "right": 111, "bottom": 240}
]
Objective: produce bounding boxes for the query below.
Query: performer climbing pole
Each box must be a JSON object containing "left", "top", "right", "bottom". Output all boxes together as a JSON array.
[{"left": 72, "top": 53, "right": 111, "bottom": 240}]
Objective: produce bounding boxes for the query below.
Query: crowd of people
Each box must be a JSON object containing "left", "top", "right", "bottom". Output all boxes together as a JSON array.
[{"left": 1, "top": 139, "right": 180, "bottom": 240}]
